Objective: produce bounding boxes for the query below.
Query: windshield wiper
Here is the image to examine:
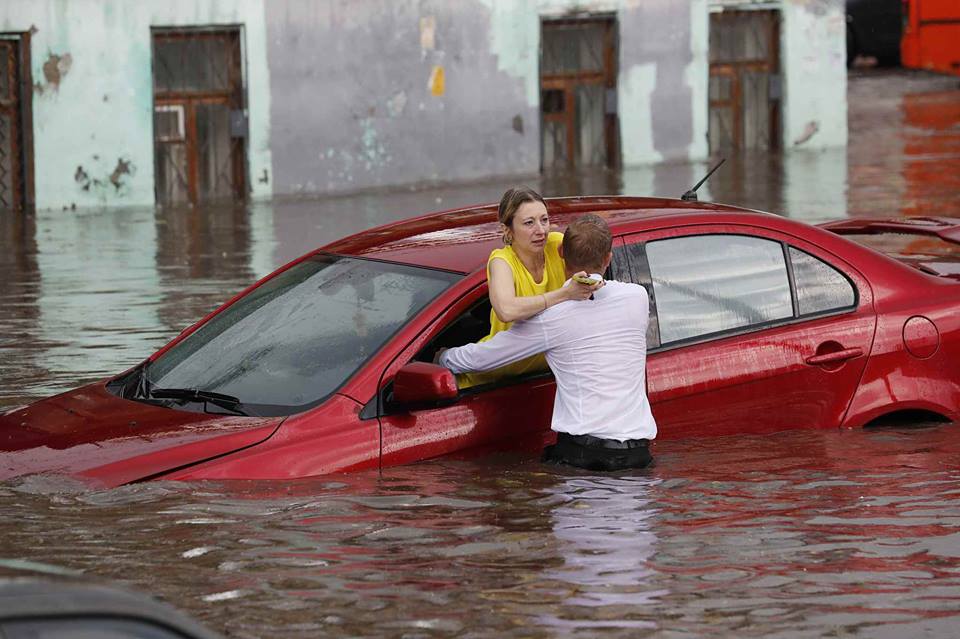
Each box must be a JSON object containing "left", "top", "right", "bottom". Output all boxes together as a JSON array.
[{"left": 148, "top": 388, "right": 252, "bottom": 416}]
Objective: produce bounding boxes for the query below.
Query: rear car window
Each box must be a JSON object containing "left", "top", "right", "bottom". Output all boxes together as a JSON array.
[
  {"left": 789, "top": 247, "right": 856, "bottom": 315},
  {"left": 646, "top": 235, "right": 793, "bottom": 344}
]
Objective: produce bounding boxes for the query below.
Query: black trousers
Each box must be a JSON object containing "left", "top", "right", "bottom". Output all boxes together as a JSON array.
[{"left": 542, "top": 432, "right": 652, "bottom": 471}]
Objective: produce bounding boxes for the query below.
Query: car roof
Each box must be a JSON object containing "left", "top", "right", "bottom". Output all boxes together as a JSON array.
[{"left": 320, "top": 196, "right": 780, "bottom": 273}]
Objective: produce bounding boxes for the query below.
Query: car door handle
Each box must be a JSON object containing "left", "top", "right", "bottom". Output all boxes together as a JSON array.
[{"left": 804, "top": 347, "right": 863, "bottom": 366}]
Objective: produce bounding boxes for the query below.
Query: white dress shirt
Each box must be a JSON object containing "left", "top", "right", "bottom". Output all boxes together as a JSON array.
[{"left": 440, "top": 277, "right": 657, "bottom": 441}]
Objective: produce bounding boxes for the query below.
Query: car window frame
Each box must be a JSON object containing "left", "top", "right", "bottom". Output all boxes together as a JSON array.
[
  {"left": 620, "top": 226, "right": 862, "bottom": 354},
  {"left": 366, "top": 237, "right": 632, "bottom": 417}
]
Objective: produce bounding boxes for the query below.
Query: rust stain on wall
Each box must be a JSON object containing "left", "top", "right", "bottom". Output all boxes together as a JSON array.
[
  {"left": 109, "top": 158, "right": 132, "bottom": 189},
  {"left": 35, "top": 52, "right": 72, "bottom": 94},
  {"left": 74, "top": 157, "right": 135, "bottom": 194}
]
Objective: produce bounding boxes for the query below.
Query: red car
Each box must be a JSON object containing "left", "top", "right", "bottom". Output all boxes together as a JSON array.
[{"left": 3, "top": 198, "right": 959, "bottom": 486}]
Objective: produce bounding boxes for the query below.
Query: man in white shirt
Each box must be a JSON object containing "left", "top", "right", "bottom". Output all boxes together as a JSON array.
[{"left": 439, "top": 214, "right": 657, "bottom": 471}]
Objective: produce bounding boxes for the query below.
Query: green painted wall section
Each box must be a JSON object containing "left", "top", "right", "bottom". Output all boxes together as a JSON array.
[{"left": 1, "top": 0, "right": 271, "bottom": 210}]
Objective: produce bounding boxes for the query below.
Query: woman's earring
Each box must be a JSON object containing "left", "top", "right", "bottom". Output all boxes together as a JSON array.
[{"left": 503, "top": 232, "right": 512, "bottom": 246}]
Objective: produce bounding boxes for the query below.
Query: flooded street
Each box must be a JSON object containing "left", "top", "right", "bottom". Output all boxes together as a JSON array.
[
  {"left": 2, "top": 68, "right": 960, "bottom": 637},
  {"left": 4, "top": 428, "right": 960, "bottom": 638}
]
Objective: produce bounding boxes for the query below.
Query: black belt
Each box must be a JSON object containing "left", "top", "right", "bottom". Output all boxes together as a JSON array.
[{"left": 558, "top": 432, "right": 650, "bottom": 450}]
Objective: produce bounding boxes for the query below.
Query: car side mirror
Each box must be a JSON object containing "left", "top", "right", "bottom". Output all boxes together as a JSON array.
[{"left": 393, "top": 362, "right": 458, "bottom": 406}]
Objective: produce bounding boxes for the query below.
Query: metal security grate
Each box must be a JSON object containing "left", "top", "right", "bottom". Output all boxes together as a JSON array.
[
  {"left": 152, "top": 28, "right": 246, "bottom": 207},
  {"left": 540, "top": 17, "right": 619, "bottom": 172},
  {"left": 708, "top": 10, "right": 781, "bottom": 153},
  {"left": 0, "top": 39, "right": 22, "bottom": 212}
]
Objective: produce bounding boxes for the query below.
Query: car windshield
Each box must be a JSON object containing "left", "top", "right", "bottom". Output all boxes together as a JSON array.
[{"left": 144, "top": 254, "right": 461, "bottom": 415}]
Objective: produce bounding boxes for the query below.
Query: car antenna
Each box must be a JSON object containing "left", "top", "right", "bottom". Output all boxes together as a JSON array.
[{"left": 680, "top": 158, "right": 725, "bottom": 202}]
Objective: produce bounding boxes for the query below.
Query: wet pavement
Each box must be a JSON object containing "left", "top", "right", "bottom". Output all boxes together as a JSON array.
[{"left": 1, "top": 68, "right": 960, "bottom": 637}]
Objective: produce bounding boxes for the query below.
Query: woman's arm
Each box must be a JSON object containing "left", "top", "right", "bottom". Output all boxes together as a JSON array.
[{"left": 488, "top": 258, "right": 598, "bottom": 323}]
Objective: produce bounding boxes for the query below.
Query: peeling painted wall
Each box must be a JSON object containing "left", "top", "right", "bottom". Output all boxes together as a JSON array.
[
  {"left": 780, "top": 0, "right": 848, "bottom": 149},
  {"left": 265, "top": 1, "right": 539, "bottom": 196},
  {"left": 617, "top": 0, "right": 710, "bottom": 164},
  {"left": 2, "top": 0, "right": 846, "bottom": 207},
  {"left": 1, "top": 0, "right": 271, "bottom": 210},
  {"left": 265, "top": 0, "right": 714, "bottom": 195}
]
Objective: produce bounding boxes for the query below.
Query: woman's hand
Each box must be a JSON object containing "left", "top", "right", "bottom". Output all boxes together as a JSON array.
[{"left": 564, "top": 272, "right": 604, "bottom": 301}]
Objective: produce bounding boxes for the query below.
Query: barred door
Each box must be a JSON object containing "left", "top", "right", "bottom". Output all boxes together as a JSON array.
[
  {"left": 0, "top": 36, "right": 28, "bottom": 212},
  {"left": 152, "top": 29, "right": 247, "bottom": 207},
  {"left": 541, "top": 17, "right": 619, "bottom": 171},
  {"left": 709, "top": 10, "right": 781, "bottom": 152}
]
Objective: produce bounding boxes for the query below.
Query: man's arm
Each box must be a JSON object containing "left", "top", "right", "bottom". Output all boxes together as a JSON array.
[{"left": 439, "top": 318, "right": 549, "bottom": 374}]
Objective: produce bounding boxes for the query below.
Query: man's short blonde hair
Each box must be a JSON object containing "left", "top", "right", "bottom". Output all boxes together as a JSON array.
[{"left": 562, "top": 214, "right": 612, "bottom": 272}]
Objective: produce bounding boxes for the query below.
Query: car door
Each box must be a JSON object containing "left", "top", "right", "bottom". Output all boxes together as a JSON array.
[
  {"left": 620, "top": 225, "right": 876, "bottom": 439},
  {"left": 373, "top": 239, "right": 631, "bottom": 466},
  {"left": 371, "top": 282, "right": 555, "bottom": 467}
]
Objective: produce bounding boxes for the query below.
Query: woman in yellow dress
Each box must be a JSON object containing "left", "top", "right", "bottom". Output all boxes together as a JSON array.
[{"left": 458, "top": 187, "right": 601, "bottom": 388}]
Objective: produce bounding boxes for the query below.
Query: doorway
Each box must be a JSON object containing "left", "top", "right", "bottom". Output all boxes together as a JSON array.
[
  {"left": 708, "top": 9, "right": 781, "bottom": 152},
  {"left": 152, "top": 27, "right": 247, "bottom": 207},
  {"left": 0, "top": 33, "right": 33, "bottom": 213},
  {"left": 540, "top": 16, "right": 619, "bottom": 171}
]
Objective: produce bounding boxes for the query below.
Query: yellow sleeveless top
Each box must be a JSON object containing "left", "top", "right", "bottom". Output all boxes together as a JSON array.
[{"left": 458, "top": 231, "right": 566, "bottom": 388}]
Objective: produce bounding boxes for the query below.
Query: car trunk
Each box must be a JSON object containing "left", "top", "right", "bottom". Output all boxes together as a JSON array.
[
  {"left": 821, "top": 217, "right": 960, "bottom": 282},
  {"left": 0, "top": 382, "right": 283, "bottom": 487}
]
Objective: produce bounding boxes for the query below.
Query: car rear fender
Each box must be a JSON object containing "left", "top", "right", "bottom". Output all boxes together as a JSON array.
[{"left": 841, "top": 297, "right": 960, "bottom": 428}]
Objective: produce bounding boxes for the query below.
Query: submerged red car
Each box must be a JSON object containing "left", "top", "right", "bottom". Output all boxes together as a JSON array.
[{"left": 3, "top": 198, "right": 960, "bottom": 486}]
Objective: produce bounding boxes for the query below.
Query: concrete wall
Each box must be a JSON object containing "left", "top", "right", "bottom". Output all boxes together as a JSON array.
[
  {"left": 265, "top": 0, "right": 711, "bottom": 196},
  {"left": 616, "top": 0, "right": 710, "bottom": 164},
  {"left": 1, "top": 0, "right": 272, "bottom": 210},
  {"left": 780, "top": 0, "right": 848, "bottom": 149},
  {"left": 264, "top": 1, "right": 540, "bottom": 196}
]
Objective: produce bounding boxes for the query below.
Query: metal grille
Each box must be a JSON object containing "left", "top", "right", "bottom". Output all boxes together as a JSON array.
[
  {"left": 540, "top": 17, "right": 618, "bottom": 171},
  {"left": 0, "top": 39, "right": 22, "bottom": 212},
  {"left": 152, "top": 29, "right": 245, "bottom": 207},
  {"left": 708, "top": 10, "right": 781, "bottom": 153},
  {"left": 542, "top": 21, "right": 606, "bottom": 75}
]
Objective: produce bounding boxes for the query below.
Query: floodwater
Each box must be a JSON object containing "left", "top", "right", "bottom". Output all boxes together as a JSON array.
[{"left": 1, "top": 68, "right": 960, "bottom": 637}]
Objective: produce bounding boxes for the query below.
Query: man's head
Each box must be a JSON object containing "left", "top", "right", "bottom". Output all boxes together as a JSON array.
[{"left": 561, "top": 214, "right": 613, "bottom": 275}]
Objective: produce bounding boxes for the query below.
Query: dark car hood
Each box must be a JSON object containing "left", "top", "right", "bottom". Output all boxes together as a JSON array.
[{"left": 0, "top": 383, "right": 283, "bottom": 487}]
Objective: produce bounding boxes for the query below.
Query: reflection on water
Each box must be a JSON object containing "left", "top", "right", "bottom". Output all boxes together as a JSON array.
[
  {"left": 1, "top": 68, "right": 960, "bottom": 637},
  {"left": 1, "top": 428, "right": 959, "bottom": 637}
]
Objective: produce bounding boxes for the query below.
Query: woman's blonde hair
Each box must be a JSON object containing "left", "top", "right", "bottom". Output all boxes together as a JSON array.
[{"left": 498, "top": 186, "right": 546, "bottom": 245}]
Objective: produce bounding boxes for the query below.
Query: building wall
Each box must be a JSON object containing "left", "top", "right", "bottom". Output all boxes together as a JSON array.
[
  {"left": 780, "top": 0, "right": 848, "bottom": 149},
  {"left": 264, "top": 1, "right": 540, "bottom": 197},
  {"left": 265, "top": 0, "right": 710, "bottom": 196},
  {"left": 711, "top": 0, "right": 848, "bottom": 150},
  {"left": 1, "top": 0, "right": 272, "bottom": 210},
  {"left": 615, "top": 0, "right": 710, "bottom": 164},
  {"left": 1, "top": 0, "right": 845, "bottom": 209}
]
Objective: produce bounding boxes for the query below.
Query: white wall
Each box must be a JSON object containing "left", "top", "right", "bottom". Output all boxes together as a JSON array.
[{"left": 780, "top": 0, "right": 848, "bottom": 149}]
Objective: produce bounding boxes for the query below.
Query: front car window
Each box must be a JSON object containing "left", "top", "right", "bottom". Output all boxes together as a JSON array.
[
  {"left": 143, "top": 254, "right": 460, "bottom": 415},
  {"left": 647, "top": 235, "right": 793, "bottom": 344}
]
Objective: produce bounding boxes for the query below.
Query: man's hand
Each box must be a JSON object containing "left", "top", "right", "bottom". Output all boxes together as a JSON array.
[
  {"left": 566, "top": 272, "right": 604, "bottom": 301},
  {"left": 433, "top": 347, "right": 449, "bottom": 365}
]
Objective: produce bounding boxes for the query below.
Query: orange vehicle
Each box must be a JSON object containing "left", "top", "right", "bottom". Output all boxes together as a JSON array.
[{"left": 902, "top": 0, "right": 960, "bottom": 76}]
